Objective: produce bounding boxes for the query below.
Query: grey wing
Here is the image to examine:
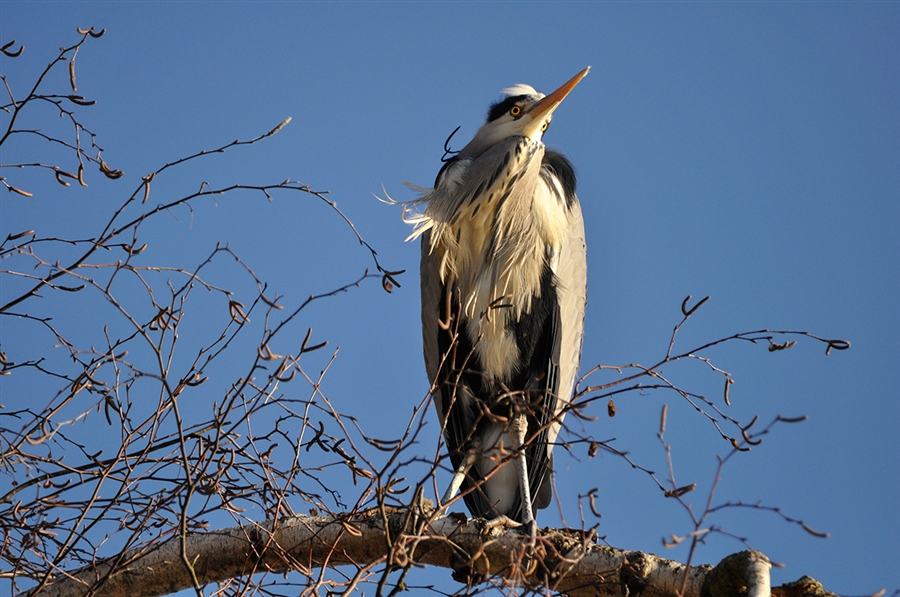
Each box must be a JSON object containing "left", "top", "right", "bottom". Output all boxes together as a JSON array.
[
  {"left": 420, "top": 230, "right": 444, "bottom": 422},
  {"left": 548, "top": 197, "right": 587, "bottom": 452},
  {"left": 527, "top": 195, "right": 586, "bottom": 512}
]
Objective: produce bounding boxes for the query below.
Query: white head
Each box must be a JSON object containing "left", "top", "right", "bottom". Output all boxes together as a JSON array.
[{"left": 459, "top": 67, "right": 590, "bottom": 159}]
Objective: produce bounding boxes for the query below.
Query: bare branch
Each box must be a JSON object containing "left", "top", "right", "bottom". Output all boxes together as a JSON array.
[{"left": 16, "top": 506, "right": 784, "bottom": 597}]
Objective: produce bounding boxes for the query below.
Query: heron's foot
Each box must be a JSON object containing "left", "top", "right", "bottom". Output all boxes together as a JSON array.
[
  {"left": 475, "top": 517, "right": 543, "bottom": 575},
  {"left": 479, "top": 515, "right": 522, "bottom": 535},
  {"left": 478, "top": 516, "right": 540, "bottom": 540}
]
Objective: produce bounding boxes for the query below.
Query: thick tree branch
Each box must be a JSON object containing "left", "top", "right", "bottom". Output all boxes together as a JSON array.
[{"left": 17, "top": 501, "right": 829, "bottom": 597}]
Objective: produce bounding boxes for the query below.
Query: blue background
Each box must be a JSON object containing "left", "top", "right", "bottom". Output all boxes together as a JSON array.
[{"left": 2, "top": 2, "right": 898, "bottom": 595}]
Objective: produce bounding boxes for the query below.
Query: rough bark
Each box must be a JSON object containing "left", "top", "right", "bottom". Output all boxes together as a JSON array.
[{"left": 17, "top": 503, "right": 834, "bottom": 597}]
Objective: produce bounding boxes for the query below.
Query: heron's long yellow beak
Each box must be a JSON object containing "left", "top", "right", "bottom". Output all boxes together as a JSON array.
[{"left": 528, "top": 67, "right": 590, "bottom": 122}]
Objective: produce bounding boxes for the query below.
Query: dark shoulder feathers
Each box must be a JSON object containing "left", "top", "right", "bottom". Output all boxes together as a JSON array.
[
  {"left": 486, "top": 95, "right": 530, "bottom": 123},
  {"left": 542, "top": 150, "right": 577, "bottom": 207}
]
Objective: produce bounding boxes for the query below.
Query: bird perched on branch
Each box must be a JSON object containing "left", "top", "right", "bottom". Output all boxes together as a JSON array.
[{"left": 402, "top": 68, "right": 589, "bottom": 536}]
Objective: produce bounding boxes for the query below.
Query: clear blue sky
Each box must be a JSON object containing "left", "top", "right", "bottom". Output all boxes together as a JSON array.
[{"left": 2, "top": 2, "right": 898, "bottom": 595}]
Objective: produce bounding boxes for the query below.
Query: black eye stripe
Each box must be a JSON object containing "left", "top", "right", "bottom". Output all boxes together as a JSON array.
[{"left": 486, "top": 94, "right": 531, "bottom": 123}]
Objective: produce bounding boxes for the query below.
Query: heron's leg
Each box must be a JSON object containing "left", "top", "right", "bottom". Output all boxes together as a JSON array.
[
  {"left": 441, "top": 449, "right": 478, "bottom": 506},
  {"left": 511, "top": 412, "right": 538, "bottom": 538}
]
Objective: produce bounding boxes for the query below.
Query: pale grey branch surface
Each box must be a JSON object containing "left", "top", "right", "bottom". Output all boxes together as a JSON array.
[{"left": 18, "top": 503, "right": 832, "bottom": 597}]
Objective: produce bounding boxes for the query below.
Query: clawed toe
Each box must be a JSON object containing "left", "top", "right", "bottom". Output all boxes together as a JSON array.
[{"left": 480, "top": 514, "right": 521, "bottom": 533}]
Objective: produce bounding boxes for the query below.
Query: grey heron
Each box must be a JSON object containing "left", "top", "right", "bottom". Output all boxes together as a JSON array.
[{"left": 405, "top": 68, "right": 589, "bottom": 535}]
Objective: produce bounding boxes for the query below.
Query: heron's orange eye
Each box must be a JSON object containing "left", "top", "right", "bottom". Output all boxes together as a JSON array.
[
  {"left": 541, "top": 122, "right": 549, "bottom": 132},
  {"left": 509, "top": 105, "right": 522, "bottom": 117}
]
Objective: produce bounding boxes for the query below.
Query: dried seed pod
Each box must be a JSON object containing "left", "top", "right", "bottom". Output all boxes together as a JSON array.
[
  {"left": 68, "top": 58, "right": 77, "bottom": 92},
  {"left": 7, "top": 229, "right": 35, "bottom": 241},
  {"left": 1, "top": 40, "right": 23, "bottom": 57},
  {"left": 67, "top": 95, "right": 95, "bottom": 106},
  {"left": 6, "top": 184, "right": 33, "bottom": 197}
]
